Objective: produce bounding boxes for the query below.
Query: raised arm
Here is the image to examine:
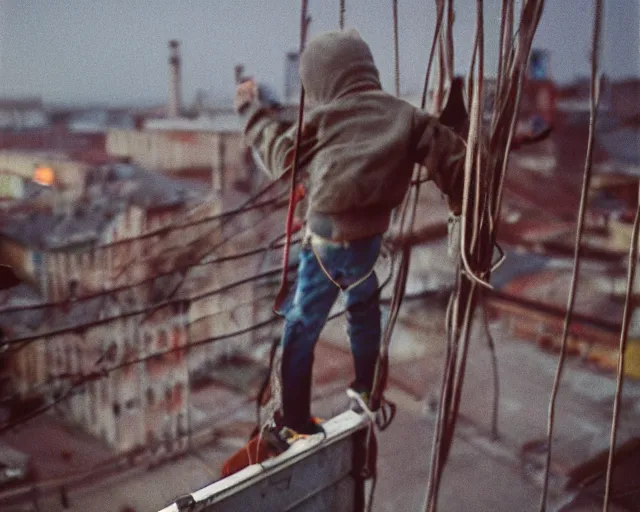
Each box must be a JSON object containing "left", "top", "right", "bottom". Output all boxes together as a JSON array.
[{"left": 235, "top": 80, "right": 296, "bottom": 180}]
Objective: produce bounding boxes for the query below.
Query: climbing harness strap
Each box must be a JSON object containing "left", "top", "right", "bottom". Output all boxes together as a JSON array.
[
  {"left": 346, "top": 388, "right": 396, "bottom": 432},
  {"left": 305, "top": 231, "right": 377, "bottom": 294}
]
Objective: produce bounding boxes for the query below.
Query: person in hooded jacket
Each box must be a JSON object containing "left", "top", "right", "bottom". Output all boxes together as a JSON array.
[{"left": 235, "top": 29, "right": 466, "bottom": 445}]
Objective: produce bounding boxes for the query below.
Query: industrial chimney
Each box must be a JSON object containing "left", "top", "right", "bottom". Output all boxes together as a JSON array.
[
  {"left": 284, "top": 52, "right": 300, "bottom": 103},
  {"left": 168, "top": 40, "right": 182, "bottom": 117},
  {"left": 234, "top": 64, "right": 246, "bottom": 85}
]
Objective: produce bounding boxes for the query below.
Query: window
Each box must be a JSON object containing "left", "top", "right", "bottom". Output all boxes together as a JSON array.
[
  {"left": 146, "top": 387, "right": 155, "bottom": 406},
  {"left": 176, "top": 413, "right": 187, "bottom": 437},
  {"left": 65, "top": 346, "right": 72, "bottom": 374},
  {"left": 75, "top": 346, "right": 82, "bottom": 374},
  {"left": 101, "top": 341, "right": 117, "bottom": 364},
  {"left": 68, "top": 279, "right": 79, "bottom": 300},
  {"left": 33, "top": 166, "right": 55, "bottom": 186},
  {"left": 144, "top": 333, "right": 153, "bottom": 354},
  {"left": 158, "top": 331, "right": 168, "bottom": 350},
  {"left": 174, "top": 383, "right": 184, "bottom": 406},
  {"left": 89, "top": 383, "right": 97, "bottom": 424},
  {"left": 171, "top": 328, "right": 181, "bottom": 348},
  {"left": 49, "top": 272, "right": 58, "bottom": 301},
  {"left": 55, "top": 345, "right": 64, "bottom": 371},
  {"left": 100, "top": 380, "right": 109, "bottom": 404}
]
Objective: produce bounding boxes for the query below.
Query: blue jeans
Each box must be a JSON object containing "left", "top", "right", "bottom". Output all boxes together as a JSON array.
[{"left": 280, "top": 234, "right": 382, "bottom": 430}]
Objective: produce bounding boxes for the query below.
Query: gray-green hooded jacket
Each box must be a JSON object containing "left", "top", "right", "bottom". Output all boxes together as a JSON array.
[{"left": 242, "top": 29, "right": 466, "bottom": 241}]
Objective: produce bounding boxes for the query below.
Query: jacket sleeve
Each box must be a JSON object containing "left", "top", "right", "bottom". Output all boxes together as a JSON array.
[
  {"left": 242, "top": 104, "right": 297, "bottom": 180},
  {"left": 412, "top": 109, "right": 467, "bottom": 215}
]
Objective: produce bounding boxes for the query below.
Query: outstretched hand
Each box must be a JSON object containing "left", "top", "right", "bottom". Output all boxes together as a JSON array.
[{"left": 234, "top": 79, "right": 259, "bottom": 114}]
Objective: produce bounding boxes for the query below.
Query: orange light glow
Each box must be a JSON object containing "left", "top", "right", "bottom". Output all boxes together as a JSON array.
[{"left": 33, "top": 167, "right": 55, "bottom": 186}]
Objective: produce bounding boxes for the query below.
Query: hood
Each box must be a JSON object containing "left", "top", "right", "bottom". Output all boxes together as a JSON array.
[{"left": 299, "top": 29, "right": 381, "bottom": 106}]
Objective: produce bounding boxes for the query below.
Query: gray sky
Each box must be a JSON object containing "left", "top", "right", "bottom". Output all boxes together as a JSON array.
[{"left": 0, "top": 0, "right": 638, "bottom": 107}]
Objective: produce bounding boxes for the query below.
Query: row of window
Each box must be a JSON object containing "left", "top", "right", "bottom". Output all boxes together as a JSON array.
[{"left": 145, "top": 381, "right": 185, "bottom": 407}]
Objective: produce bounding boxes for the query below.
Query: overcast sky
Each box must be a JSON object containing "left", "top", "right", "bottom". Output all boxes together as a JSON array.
[{"left": 0, "top": 0, "right": 638, "bottom": 107}]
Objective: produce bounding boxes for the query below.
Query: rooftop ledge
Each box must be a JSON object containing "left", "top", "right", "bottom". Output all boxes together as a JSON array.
[{"left": 159, "top": 410, "right": 369, "bottom": 512}]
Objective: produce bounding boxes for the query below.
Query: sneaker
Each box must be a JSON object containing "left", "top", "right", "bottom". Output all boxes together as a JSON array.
[
  {"left": 262, "top": 417, "right": 325, "bottom": 455},
  {"left": 296, "top": 417, "right": 325, "bottom": 435}
]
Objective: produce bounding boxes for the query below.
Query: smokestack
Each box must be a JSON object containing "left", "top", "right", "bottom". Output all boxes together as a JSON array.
[
  {"left": 284, "top": 52, "right": 300, "bottom": 103},
  {"left": 234, "top": 64, "right": 246, "bottom": 85},
  {"left": 168, "top": 40, "right": 182, "bottom": 118}
]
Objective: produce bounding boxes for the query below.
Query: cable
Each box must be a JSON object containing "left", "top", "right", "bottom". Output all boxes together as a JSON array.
[
  {"left": 1, "top": 208, "right": 295, "bottom": 352},
  {"left": 3, "top": 301, "right": 280, "bottom": 421},
  {"left": 491, "top": 1, "right": 544, "bottom": 228},
  {"left": 137, "top": 215, "right": 290, "bottom": 323},
  {"left": 538, "top": 1, "right": 600, "bottom": 509},
  {"left": 482, "top": 292, "right": 501, "bottom": 440},
  {"left": 109, "top": 189, "right": 288, "bottom": 283},
  {"left": 0, "top": 227, "right": 295, "bottom": 316},
  {"left": 603, "top": 184, "right": 640, "bottom": 512},
  {"left": 251, "top": 0, "right": 311, "bottom": 455},
  {"left": 0, "top": 399, "right": 256, "bottom": 503},
  {"left": 89, "top": 176, "right": 285, "bottom": 251},
  {"left": 392, "top": 0, "right": 400, "bottom": 97},
  {"left": 273, "top": 0, "right": 310, "bottom": 315},
  {"left": 0, "top": 379, "right": 82, "bottom": 435},
  {"left": 0, "top": 316, "right": 281, "bottom": 435},
  {"left": 2, "top": 263, "right": 295, "bottom": 351},
  {"left": 1, "top": 292, "right": 278, "bottom": 403},
  {"left": 369, "top": 0, "right": 418, "bottom": 416},
  {"left": 0, "top": 181, "right": 289, "bottom": 317},
  {"left": 422, "top": 1, "right": 463, "bottom": 510},
  {"left": 4, "top": 238, "right": 389, "bottom": 435},
  {"left": 425, "top": 2, "right": 546, "bottom": 509},
  {"left": 420, "top": 0, "right": 447, "bottom": 110}
]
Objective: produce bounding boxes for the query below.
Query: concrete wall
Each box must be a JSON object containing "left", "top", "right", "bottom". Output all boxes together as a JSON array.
[
  {"left": 105, "top": 129, "right": 246, "bottom": 191},
  {"left": 139, "top": 304, "right": 190, "bottom": 456},
  {"left": 5, "top": 184, "right": 283, "bottom": 455},
  {"left": 10, "top": 300, "right": 191, "bottom": 454}
]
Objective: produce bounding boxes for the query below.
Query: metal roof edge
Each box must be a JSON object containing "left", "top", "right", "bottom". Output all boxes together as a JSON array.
[{"left": 158, "top": 410, "right": 366, "bottom": 512}]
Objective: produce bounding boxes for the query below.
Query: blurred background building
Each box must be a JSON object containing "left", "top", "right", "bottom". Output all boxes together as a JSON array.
[{"left": 0, "top": 1, "right": 638, "bottom": 510}]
